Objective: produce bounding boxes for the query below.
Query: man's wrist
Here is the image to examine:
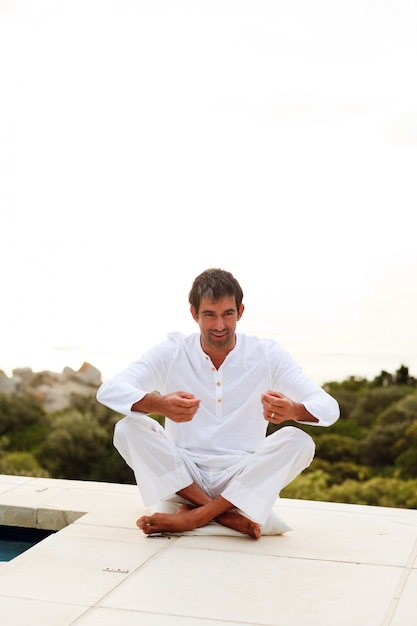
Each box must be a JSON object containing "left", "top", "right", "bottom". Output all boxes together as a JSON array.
[
  {"left": 295, "top": 403, "right": 318, "bottom": 423},
  {"left": 131, "top": 392, "right": 160, "bottom": 414}
]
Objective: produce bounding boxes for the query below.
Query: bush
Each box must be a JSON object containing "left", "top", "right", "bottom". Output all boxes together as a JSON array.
[
  {"left": 327, "top": 477, "right": 417, "bottom": 508},
  {"left": 395, "top": 421, "right": 417, "bottom": 479},
  {"left": 350, "top": 386, "right": 412, "bottom": 427},
  {"left": 359, "top": 394, "right": 417, "bottom": 467},
  {"left": 312, "top": 460, "right": 371, "bottom": 485},
  {"left": 0, "top": 451, "right": 49, "bottom": 477},
  {"left": 0, "top": 393, "right": 46, "bottom": 435},
  {"left": 38, "top": 409, "right": 109, "bottom": 479},
  {"left": 281, "top": 469, "right": 330, "bottom": 501},
  {"left": 314, "top": 434, "right": 360, "bottom": 463}
]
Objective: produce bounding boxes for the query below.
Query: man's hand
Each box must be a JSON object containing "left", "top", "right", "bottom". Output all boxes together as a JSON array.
[
  {"left": 261, "top": 390, "right": 318, "bottom": 424},
  {"left": 132, "top": 391, "right": 200, "bottom": 422},
  {"left": 158, "top": 392, "right": 201, "bottom": 422}
]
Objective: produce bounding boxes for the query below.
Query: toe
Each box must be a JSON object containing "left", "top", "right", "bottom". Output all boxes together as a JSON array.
[{"left": 136, "top": 516, "right": 149, "bottom": 529}]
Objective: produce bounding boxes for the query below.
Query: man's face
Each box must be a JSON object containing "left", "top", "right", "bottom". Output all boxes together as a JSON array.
[{"left": 191, "top": 296, "right": 244, "bottom": 353}]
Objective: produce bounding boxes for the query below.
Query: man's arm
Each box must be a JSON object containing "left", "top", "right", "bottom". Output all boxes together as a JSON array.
[
  {"left": 261, "top": 391, "right": 319, "bottom": 425},
  {"left": 131, "top": 391, "right": 201, "bottom": 423}
]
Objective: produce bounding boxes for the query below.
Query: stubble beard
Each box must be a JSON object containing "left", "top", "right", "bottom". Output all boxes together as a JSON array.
[{"left": 205, "top": 329, "right": 235, "bottom": 352}]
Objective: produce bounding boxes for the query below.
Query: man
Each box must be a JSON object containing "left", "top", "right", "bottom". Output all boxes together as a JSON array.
[{"left": 97, "top": 268, "right": 339, "bottom": 538}]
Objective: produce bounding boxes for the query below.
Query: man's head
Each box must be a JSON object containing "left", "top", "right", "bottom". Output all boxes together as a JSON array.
[
  {"left": 188, "top": 268, "right": 244, "bottom": 314},
  {"left": 189, "top": 269, "right": 244, "bottom": 357}
]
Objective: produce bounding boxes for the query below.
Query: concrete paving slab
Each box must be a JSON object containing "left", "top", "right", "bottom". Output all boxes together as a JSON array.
[
  {"left": 99, "top": 544, "right": 403, "bottom": 626},
  {"left": 0, "top": 596, "right": 88, "bottom": 626},
  {"left": 0, "top": 474, "right": 416, "bottom": 625},
  {"left": 390, "top": 569, "right": 417, "bottom": 626},
  {"left": 0, "top": 530, "right": 167, "bottom": 605},
  {"left": 271, "top": 503, "right": 417, "bottom": 566},
  {"left": 74, "top": 607, "right": 252, "bottom": 625}
]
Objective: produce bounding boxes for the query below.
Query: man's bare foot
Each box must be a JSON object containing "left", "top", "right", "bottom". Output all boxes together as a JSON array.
[
  {"left": 174, "top": 485, "right": 261, "bottom": 538},
  {"left": 136, "top": 504, "right": 261, "bottom": 539},
  {"left": 181, "top": 500, "right": 261, "bottom": 538},
  {"left": 136, "top": 503, "right": 194, "bottom": 534},
  {"left": 177, "top": 503, "right": 195, "bottom": 514},
  {"left": 136, "top": 507, "right": 203, "bottom": 534},
  {"left": 216, "top": 509, "right": 261, "bottom": 539}
]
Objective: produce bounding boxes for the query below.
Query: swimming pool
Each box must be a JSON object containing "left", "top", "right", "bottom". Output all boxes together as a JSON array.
[{"left": 0, "top": 525, "right": 55, "bottom": 561}]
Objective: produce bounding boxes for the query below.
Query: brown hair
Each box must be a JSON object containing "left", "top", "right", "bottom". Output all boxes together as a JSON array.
[{"left": 189, "top": 268, "right": 244, "bottom": 313}]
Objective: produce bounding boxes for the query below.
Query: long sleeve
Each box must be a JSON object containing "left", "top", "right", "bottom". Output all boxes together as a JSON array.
[{"left": 96, "top": 340, "right": 173, "bottom": 416}]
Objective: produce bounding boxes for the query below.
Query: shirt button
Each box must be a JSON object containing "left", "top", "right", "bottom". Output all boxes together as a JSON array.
[
  {"left": 217, "top": 398, "right": 222, "bottom": 403},
  {"left": 216, "top": 381, "right": 221, "bottom": 386}
]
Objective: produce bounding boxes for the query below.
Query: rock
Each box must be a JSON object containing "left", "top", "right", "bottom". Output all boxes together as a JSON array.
[
  {"left": 11, "top": 367, "right": 34, "bottom": 388},
  {"left": 62, "top": 362, "right": 102, "bottom": 387},
  {"left": 41, "top": 383, "right": 93, "bottom": 413},
  {"left": 0, "top": 370, "right": 16, "bottom": 394},
  {"left": 0, "top": 362, "right": 103, "bottom": 412}
]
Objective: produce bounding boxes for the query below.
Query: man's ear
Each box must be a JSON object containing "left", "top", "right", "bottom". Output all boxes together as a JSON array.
[
  {"left": 237, "top": 304, "right": 244, "bottom": 320},
  {"left": 190, "top": 305, "right": 198, "bottom": 322}
]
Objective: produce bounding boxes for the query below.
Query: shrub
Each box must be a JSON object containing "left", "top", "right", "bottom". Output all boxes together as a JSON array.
[
  {"left": 0, "top": 393, "right": 46, "bottom": 435},
  {"left": 327, "top": 477, "right": 417, "bottom": 508},
  {"left": 350, "top": 386, "right": 413, "bottom": 427},
  {"left": 315, "top": 434, "right": 360, "bottom": 463},
  {"left": 38, "top": 409, "right": 109, "bottom": 479},
  {"left": 0, "top": 451, "right": 49, "bottom": 477}
]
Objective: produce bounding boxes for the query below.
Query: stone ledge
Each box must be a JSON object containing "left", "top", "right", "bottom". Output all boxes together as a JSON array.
[{"left": 0, "top": 504, "right": 85, "bottom": 531}]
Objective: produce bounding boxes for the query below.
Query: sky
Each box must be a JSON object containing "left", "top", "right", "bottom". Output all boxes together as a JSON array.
[{"left": 1, "top": 0, "right": 417, "bottom": 385}]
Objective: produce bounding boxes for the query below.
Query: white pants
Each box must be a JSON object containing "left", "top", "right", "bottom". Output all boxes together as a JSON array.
[{"left": 114, "top": 413, "right": 315, "bottom": 525}]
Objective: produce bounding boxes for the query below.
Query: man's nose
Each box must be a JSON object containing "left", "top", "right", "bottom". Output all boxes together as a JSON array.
[{"left": 213, "top": 316, "right": 225, "bottom": 329}]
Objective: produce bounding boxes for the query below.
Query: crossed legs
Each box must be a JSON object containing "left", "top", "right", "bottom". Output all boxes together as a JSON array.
[
  {"left": 137, "top": 483, "right": 261, "bottom": 539},
  {"left": 114, "top": 415, "right": 314, "bottom": 539}
]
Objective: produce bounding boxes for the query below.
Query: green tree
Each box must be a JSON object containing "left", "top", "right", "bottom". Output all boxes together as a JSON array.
[
  {"left": 314, "top": 433, "right": 360, "bottom": 463},
  {"left": 38, "top": 409, "right": 109, "bottom": 479},
  {"left": 0, "top": 393, "right": 46, "bottom": 436},
  {"left": 327, "top": 477, "right": 417, "bottom": 508},
  {"left": 350, "top": 386, "right": 412, "bottom": 427},
  {"left": 359, "top": 394, "right": 417, "bottom": 468},
  {"left": 281, "top": 469, "right": 330, "bottom": 501},
  {"left": 0, "top": 451, "right": 49, "bottom": 477}
]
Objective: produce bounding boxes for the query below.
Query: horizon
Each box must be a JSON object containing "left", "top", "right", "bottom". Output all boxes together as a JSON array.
[{"left": 2, "top": 318, "right": 416, "bottom": 387}]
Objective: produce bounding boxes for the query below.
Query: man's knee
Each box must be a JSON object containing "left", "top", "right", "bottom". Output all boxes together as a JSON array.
[
  {"left": 298, "top": 428, "right": 315, "bottom": 464},
  {"left": 113, "top": 414, "right": 146, "bottom": 449},
  {"left": 267, "top": 425, "right": 315, "bottom": 457},
  {"left": 115, "top": 413, "right": 163, "bottom": 439},
  {"left": 113, "top": 416, "right": 130, "bottom": 450},
  {"left": 288, "top": 424, "right": 315, "bottom": 446},
  {"left": 287, "top": 426, "right": 315, "bottom": 456}
]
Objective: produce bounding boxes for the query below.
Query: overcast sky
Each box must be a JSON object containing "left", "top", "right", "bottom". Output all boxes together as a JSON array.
[{"left": 1, "top": 0, "right": 416, "bottom": 384}]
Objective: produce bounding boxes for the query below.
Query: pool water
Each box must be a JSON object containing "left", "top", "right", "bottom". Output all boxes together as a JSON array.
[{"left": 0, "top": 526, "right": 55, "bottom": 561}]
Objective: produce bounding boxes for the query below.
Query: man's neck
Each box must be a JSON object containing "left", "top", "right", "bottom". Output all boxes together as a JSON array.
[{"left": 200, "top": 336, "right": 237, "bottom": 370}]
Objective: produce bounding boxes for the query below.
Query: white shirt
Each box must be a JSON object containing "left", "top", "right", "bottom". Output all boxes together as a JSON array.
[{"left": 97, "top": 332, "right": 339, "bottom": 461}]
